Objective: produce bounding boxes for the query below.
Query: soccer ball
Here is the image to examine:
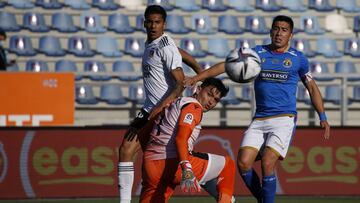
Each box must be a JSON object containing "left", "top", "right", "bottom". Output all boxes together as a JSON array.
[{"left": 225, "top": 48, "right": 261, "bottom": 83}]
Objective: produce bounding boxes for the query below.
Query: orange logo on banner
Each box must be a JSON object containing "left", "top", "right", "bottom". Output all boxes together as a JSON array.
[{"left": 0, "top": 73, "right": 74, "bottom": 126}]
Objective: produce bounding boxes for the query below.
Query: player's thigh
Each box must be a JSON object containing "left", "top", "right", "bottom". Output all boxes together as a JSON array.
[{"left": 240, "top": 119, "right": 266, "bottom": 151}]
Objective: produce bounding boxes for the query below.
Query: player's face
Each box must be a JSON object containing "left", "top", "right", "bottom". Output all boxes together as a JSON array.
[
  {"left": 270, "top": 21, "right": 293, "bottom": 51},
  {"left": 144, "top": 13, "right": 166, "bottom": 42},
  {"left": 196, "top": 86, "right": 222, "bottom": 112}
]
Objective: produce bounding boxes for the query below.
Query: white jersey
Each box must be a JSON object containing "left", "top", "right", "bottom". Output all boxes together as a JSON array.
[
  {"left": 144, "top": 97, "right": 202, "bottom": 160},
  {"left": 142, "top": 33, "right": 183, "bottom": 113}
]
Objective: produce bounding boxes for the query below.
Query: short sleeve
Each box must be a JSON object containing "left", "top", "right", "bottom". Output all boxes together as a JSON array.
[
  {"left": 160, "top": 45, "right": 183, "bottom": 71},
  {"left": 298, "top": 53, "right": 310, "bottom": 78},
  {"left": 177, "top": 103, "right": 202, "bottom": 130}
]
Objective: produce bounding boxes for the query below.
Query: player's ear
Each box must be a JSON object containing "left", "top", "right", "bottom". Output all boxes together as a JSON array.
[{"left": 195, "top": 85, "right": 201, "bottom": 95}]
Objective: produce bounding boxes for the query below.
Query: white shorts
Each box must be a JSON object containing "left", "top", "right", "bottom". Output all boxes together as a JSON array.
[{"left": 240, "top": 116, "right": 296, "bottom": 159}]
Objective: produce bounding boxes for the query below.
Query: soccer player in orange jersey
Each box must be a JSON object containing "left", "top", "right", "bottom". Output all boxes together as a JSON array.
[{"left": 140, "top": 78, "right": 235, "bottom": 203}]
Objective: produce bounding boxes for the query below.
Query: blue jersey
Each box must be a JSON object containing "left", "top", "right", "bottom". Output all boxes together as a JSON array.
[{"left": 252, "top": 45, "right": 309, "bottom": 118}]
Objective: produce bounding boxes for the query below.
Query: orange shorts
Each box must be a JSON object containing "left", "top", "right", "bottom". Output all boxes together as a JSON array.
[{"left": 140, "top": 155, "right": 208, "bottom": 203}]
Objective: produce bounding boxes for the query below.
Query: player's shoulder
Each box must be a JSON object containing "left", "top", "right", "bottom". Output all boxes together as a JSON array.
[
  {"left": 179, "top": 97, "right": 202, "bottom": 110},
  {"left": 158, "top": 34, "right": 176, "bottom": 49}
]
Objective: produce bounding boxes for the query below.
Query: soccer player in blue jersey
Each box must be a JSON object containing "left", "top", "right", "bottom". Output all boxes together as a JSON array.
[{"left": 184, "top": 15, "right": 330, "bottom": 203}]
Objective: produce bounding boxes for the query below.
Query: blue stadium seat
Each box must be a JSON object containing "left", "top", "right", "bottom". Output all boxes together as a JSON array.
[
  {"left": 344, "top": 38, "right": 360, "bottom": 57},
  {"left": 218, "top": 15, "right": 243, "bottom": 35},
  {"left": 8, "top": 0, "right": 34, "bottom": 9},
  {"left": 124, "top": 37, "right": 145, "bottom": 57},
  {"left": 335, "top": 60, "right": 360, "bottom": 81},
  {"left": 52, "top": 12, "right": 78, "bottom": 33},
  {"left": 291, "top": 38, "right": 316, "bottom": 57},
  {"left": 135, "top": 14, "right": 146, "bottom": 33},
  {"left": 354, "top": 16, "right": 360, "bottom": 33},
  {"left": 199, "top": 61, "right": 215, "bottom": 70},
  {"left": 76, "top": 84, "right": 98, "bottom": 105},
  {"left": 64, "top": 0, "right": 90, "bottom": 9},
  {"left": 207, "top": 38, "right": 230, "bottom": 58},
  {"left": 282, "top": 0, "right": 306, "bottom": 12},
  {"left": 96, "top": 36, "right": 122, "bottom": 57},
  {"left": 316, "top": 38, "right": 342, "bottom": 58},
  {"left": 297, "top": 85, "right": 311, "bottom": 105},
  {"left": 175, "top": 0, "right": 200, "bottom": 11},
  {"left": 221, "top": 86, "right": 240, "bottom": 105},
  {"left": 336, "top": 0, "right": 360, "bottom": 12},
  {"left": 325, "top": 86, "right": 342, "bottom": 105},
  {"left": 0, "top": 2, "right": 5, "bottom": 7},
  {"left": 201, "top": 0, "right": 228, "bottom": 12},
  {"left": 39, "top": 36, "right": 65, "bottom": 56},
  {"left": 84, "top": 60, "right": 111, "bottom": 81},
  {"left": 309, "top": 60, "right": 332, "bottom": 81},
  {"left": 6, "top": 63, "right": 19, "bottom": 72},
  {"left": 55, "top": 60, "right": 82, "bottom": 80},
  {"left": 245, "top": 16, "right": 269, "bottom": 34},
  {"left": 128, "top": 84, "right": 145, "bottom": 105},
  {"left": 228, "top": 0, "right": 254, "bottom": 12},
  {"left": 100, "top": 84, "right": 127, "bottom": 105},
  {"left": 0, "top": 12, "right": 21, "bottom": 32},
  {"left": 9, "top": 35, "right": 36, "bottom": 56},
  {"left": 68, "top": 36, "right": 95, "bottom": 57},
  {"left": 147, "top": 0, "right": 174, "bottom": 10},
  {"left": 182, "top": 63, "right": 196, "bottom": 76},
  {"left": 180, "top": 38, "right": 207, "bottom": 58},
  {"left": 113, "top": 60, "right": 141, "bottom": 81},
  {"left": 309, "top": 0, "right": 335, "bottom": 11},
  {"left": 166, "top": 14, "right": 190, "bottom": 34},
  {"left": 300, "top": 15, "right": 325, "bottom": 35},
  {"left": 25, "top": 60, "right": 49, "bottom": 72},
  {"left": 351, "top": 85, "right": 360, "bottom": 102},
  {"left": 235, "top": 39, "right": 256, "bottom": 49},
  {"left": 92, "top": 0, "right": 119, "bottom": 10},
  {"left": 80, "top": 12, "right": 106, "bottom": 33},
  {"left": 23, "top": 12, "right": 50, "bottom": 32},
  {"left": 241, "top": 85, "right": 253, "bottom": 103},
  {"left": 255, "top": 0, "right": 281, "bottom": 11},
  {"left": 108, "top": 14, "right": 134, "bottom": 33},
  {"left": 191, "top": 14, "right": 216, "bottom": 34},
  {"left": 35, "top": 0, "right": 63, "bottom": 9}
]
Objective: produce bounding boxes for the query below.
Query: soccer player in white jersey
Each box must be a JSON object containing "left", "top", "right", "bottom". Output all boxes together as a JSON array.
[
  {"left": 141, "top": 78, "right": 235, "bottom": 203},
  {"left": 184, "top": 15, "right": 331, "bottom": 203},
  {"left": 117, "top": 5, "right": 202, "bottom": 203}
]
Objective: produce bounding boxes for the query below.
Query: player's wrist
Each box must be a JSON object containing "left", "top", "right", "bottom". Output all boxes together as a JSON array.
[
  {"left": 179, "top": 160, "right": 192, "bottom": 170},
  {"left": 318, "top": 112, "right": 327, "bottom": 121}
]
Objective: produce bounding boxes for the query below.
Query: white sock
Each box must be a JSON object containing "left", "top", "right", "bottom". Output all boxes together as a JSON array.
[{"left": 118, "top": 162, "right": 134, "bottom": 203}]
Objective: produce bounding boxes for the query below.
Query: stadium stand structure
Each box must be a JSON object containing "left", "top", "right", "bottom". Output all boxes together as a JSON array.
[{"left": 1, "top": 0, "right": 360, "bottom": 126}]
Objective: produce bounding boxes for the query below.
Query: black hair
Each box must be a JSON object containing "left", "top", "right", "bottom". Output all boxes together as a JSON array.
[
  {"left": 200, "top": 77, "right": 229, "bottom": 98},
  {"left": 272, "top": 15, "right": 294, "bottom": 32},
  {"left": 144, "top": 5, "right": 167, "bottom": 22},
  {"left": 0, "top": 29, "right": 6, "bottom": 39}
]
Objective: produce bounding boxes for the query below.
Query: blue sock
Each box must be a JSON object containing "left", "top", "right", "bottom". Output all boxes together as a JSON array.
[
  {"left": 262, "top": 174, "right": 276, "bottom": 203},
  {"left": 241, "top": 169, "right": 262, "bottom": 202}
]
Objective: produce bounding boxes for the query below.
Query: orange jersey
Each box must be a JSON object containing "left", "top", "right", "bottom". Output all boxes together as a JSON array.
[{"left": 144, "top": 97, "right": 203, "bottom": 160}]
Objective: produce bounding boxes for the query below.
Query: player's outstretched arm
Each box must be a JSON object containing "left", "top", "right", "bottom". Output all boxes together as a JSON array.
[
  {"left": 178, "top": 48, "right": 202, "bottom": 74},
  {"left": 184, "top": 62, "right": 226, "bottom": 87},
  {"left": 303, "top": 79, "right": 330, "bottom": 139}
]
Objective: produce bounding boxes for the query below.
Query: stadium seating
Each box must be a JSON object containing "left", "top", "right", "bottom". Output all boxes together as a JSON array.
[
  {"left": 80, "top": 12, "right": 106, "bottom": 33},
  {"left": 166, "top": 14, "right": 190, "bottom": 34},
  {"left": 128, "top": 84, "right": 146, "bottom": 105},
  {"left": 240, "top": 85, "right": 253, "bottom": 103},
  {"left": 316, "top": 38, "right": 342, "bottom": 58},
  {"left": 112, "top": 60, "right": 141, "bottom": 81},
  {"left": 64, "top": 0, "right": 90, "bottom": 9},
  {"left": 336, "top": 0, "right": 360, "bottom": 12},
  {"left": 0, "top": 12, "right": 21, "bottom": 32},
  {"left": 51, "top": 12, "right": 78, "bottom": 33},
  {"left": 119, "top": 0, "right": 145, "bottom": 10},
  {"left": 35, "top": 0, "right": 63, "bottom": 9},
  {"left": 9, "top": 35, "right": 36, "bottom": 56},
  {"left": 291, "top": 38, "right": 316, "bottom": 57},
  {"left": 8, "top": 0, "right": 34, "bottom": 9},
  {"left": 124, "top": 37, "right": 145, "bottom": 57},
  {"left": 354, "top": 16, "right": 360, "bottom": 33},
  {"left": 135, "top": 14, "right": 146, "bottom": 33},
  {"left": 25, "top": 60, "right": 49, "bottom": 72},
  {"left": 84, "top": 60, "right": 111, "bottom": 81},
  {"left": 147, "top": 0, "right": 174, "bottom": 11},
  {"left": 309, "top": 60, "right": 332, "bottom": 81},
  {"left": 334, "top": 60, "right": 360, "bottom": 81},
  {"left": 344, "top": 38, "right": 360, "bottom": 57},
  {"left": 100, "top": 84, "right": 127, "bottom": 105},
  {"left": 23, "top": 12, "right": 49, "bottom": 32},
  {"left": 221, "top": 86, "right": 240, "bottom": 105},
  {"left": 325, "top": 86, "right": 342, "bottom": 105},
  {"left": 207, "top": 38, "right": 231, "bottom": 58},
  {"left": 92, "top": 0, "right": 119, "bottom": 10},
  {"left": 255, "top": 0, "right": 281, "bottom": 12},
  {"left": 218, "top": 15, "right": 244, "bottom": 34},
  {"left": 235, "top": 39, "right": 256, "bottom": 49},
  {"left": 199, "top": 61, "right": 215, "bottom": 70},
  {"left": 39, "top": 36, "right": 66, "bottom": 56},
  {"left": 55, "top": 60, "right": 82, "bottom": 80},
  {"left": 76, "top": 84, "right": 98, "bottom": 105},
  {"left": 175, "top": 0, "right": 200, "bottom": 11},
  {"left": 180, "top": 38, "right": 207, "bottom": 57},
  {"left": 309, "top": 0, "right": 335, "bottom": 11},
  {"left": 351, "top": 86, "right": 360, "bottom": 102},
  {"left": 245, "top": 15, "right": 269, "bottom": 34},
  {"left": 108, "top": 14, "right": 134, "bottom": 33},
  {"left": 201, "top": 0, "right": 228, "bottom": 12},
  {"left": 68, "top": 36, "right": 95, "bottom": 57},
  {"left": 300, "top": 15, "right": 325, "bottom": 35},
  {"left": 191, "top": 14, "right": 216, "bottom": 34},
  {"left": 297, "top": 85, "right": 311, "bottom": 104},
  {"left": 282, "top": 0, "right": 307, "bottom": 12},
  {"left": 96, "top": 36, "right": 123, "bottom": 57},
  {"left": 228, "top": 0, "right": 254, "bottom": 12},
  {"left": 325, "top": 14, "right": 352, "bottom": 34}
]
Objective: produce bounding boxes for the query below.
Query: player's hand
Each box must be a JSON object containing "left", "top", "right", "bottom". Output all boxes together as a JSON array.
[
  {"left": 124, "top": 126, "right": 139, "bottom": 142},
  {"left": 183, "top": 76, "right": 198, "bottom": 88},
  {"left": 320, "top": 120, "right": 330, "bottom": 139},
  {"left": 180, "top": 160, "right": 201, "bottom": 193}
]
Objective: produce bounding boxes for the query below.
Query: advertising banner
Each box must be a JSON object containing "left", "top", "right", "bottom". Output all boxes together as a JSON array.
[
  {"left": 0, "top": 73, "right": 74, "bottom": 126},
  {"left": 0, "top": 128, "right": 359, "bottom": 198}
]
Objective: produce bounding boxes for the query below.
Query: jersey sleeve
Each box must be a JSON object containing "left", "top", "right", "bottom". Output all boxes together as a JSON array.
[
  {"left": 160, "top": 45, "right": 183, "bottom": 71},
  {"left": 178, "top": 102, "right": 202, "bottom": 129},
  {"left": 298, "top": 53, "right": 310, "bottom": 78}
]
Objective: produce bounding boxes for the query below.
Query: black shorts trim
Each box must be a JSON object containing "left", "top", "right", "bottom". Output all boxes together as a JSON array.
[
  {"left": 129, "top": 108, "right": 150, "bottom": 129},
  {"left": 190, "top": 151, "right": 209, "bottom": 160}
]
